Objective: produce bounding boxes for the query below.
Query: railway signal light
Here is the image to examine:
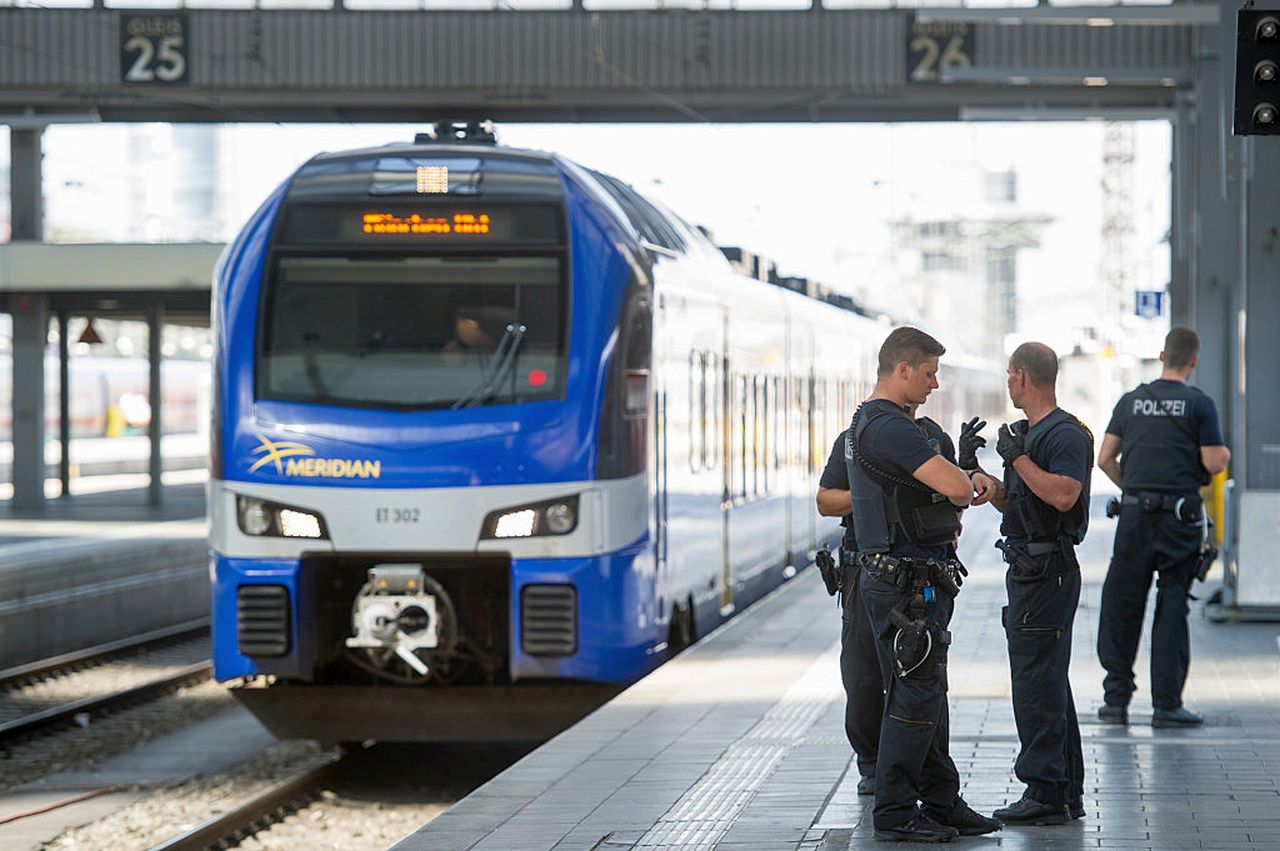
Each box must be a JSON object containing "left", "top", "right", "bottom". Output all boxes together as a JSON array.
[{"left": 1236, "top": 10, "right": 1280, "bottom": 135}]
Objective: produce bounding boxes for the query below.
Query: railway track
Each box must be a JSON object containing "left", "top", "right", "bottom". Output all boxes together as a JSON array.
[
  {"left": 147, "top": 753, "right": 345, "bottom": 851},
  {"left": 0, "top": 619, "right": 212, "bottom": 744}
]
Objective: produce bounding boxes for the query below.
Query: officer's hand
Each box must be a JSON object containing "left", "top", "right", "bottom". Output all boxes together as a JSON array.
[
  {"left": 970, "top": 471, "right": 998, "bottom": 505},
  {"left": 958, "top": 416, "right": 987, "bottom": 470},
  {"left": 997, "top": 423, "right": 1027, "bottom": 465},
  {"left": 954, "top": 559, "right": 968, "bottom": 588}
]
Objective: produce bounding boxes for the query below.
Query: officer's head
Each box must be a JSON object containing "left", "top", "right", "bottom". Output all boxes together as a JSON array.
[
  {"left": 877, "top": 327, "right": 945, "bottom": 406},
  {"left": 1160, "top": 326, "right": 1200, "bottom": 374},
  {"left": 1007, "top": 342, "right": 1058, "bottom": 409}
]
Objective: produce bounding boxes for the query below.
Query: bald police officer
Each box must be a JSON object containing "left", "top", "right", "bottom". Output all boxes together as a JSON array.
[
  {"left": 968, "top": 342, "right": 1090, "bottom": 825},
  {"left": 1096, "top": 326, "right": 1230, "bottom": 728},
  {"left": 848, "top": 327, "right": 1000, "bottom": 843},
  {"left": 817, "top": 404, "right": 957, "bottom": 798}
]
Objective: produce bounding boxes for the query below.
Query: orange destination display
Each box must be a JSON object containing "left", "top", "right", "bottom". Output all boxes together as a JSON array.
[
  {"left": 278, "top": 203, "right": 561, "bottom": 245},
  {"left": 362, "top": 212, "right": 492, "bottom": 235}
]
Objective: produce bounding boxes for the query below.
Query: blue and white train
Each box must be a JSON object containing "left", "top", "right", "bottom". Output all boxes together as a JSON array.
[{"left": 209, "top": 129, "right": 1001, "bottom": 743}]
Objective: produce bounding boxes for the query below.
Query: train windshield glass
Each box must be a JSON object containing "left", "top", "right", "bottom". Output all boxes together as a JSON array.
[{"left": 259, "top": 255, "right": 565, "bottom": 409}]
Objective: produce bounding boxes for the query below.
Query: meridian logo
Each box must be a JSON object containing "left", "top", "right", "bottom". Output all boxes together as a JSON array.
[
  {"left": 248, "top": 434, "right": 315, "bottom": 474},
  {"left": 247, "top": 434, "right": 381, "bottom": 479}
]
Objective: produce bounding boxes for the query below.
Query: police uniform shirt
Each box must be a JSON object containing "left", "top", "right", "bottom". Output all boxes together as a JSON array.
[
  {"left": 1105, "top": 379, "right": 1224, "bottom": 494},
  {"left": 821, "top": 421, "right": 955, "bottom": 551},
  {"left": 855, "top": 402, "right": 956, "bottom": 561},
  {"left": 999, "top": 415, "right": 1091, "bottom": 542}
]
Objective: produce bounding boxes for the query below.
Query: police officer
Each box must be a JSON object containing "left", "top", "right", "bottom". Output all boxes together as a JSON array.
[
  {"left": 847, "top": 327, "right": 1000, "bottom": 843},
  {"left": 817, "top": 404, "right": 957, "bottom": 798},
  {"left": 1095, "top": 326, "right": 1230, "bottom": 727},
  {"left": 967, "top": 342, "right": 1090, "bottom": 825}
]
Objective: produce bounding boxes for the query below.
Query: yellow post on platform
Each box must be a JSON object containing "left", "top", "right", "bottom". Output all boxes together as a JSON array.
[
  {"left": 105, "top": 405, "right": 125, "bottom": 438},
  {"left": 1200, "top": 468, "right": 1228, "bottom": 545}
]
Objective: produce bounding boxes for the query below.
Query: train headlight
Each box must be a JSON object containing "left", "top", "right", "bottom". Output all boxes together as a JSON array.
[
  {"left": 238, "top": 497, "right": 273, "bottom": 536},
  {"left": 236, "top": 496, "right": 328, "bottom": 539},
  {"left": 278, "top": 509, "right": 324, "bottom": 539},
  {"left": 494, "top": 509, "right": 537, "bottom": 539},
  {"left": 543, "top": 502, "right": 576, "bottom": 535},
  {"left": 482, "top": 495, "right": 579, "bottom": 540}
]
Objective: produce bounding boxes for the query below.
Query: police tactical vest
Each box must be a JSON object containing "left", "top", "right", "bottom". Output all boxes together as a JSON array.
[
  {"left": 845, "top": 402, "right": 956, "bottom": 554},
  {"left": 1120, "top": 381, "right": 1209, "bottom": 493},
  {"left": 1003, "top": 408, "right": 1093, "bottom": 545}
]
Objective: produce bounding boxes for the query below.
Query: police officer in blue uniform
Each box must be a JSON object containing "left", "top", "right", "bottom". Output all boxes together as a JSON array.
[
  {"left": 1096, "top": 326, "right": 1230, "bottom": 727},
  {"left": 817, "top": 405, "right": 957, "bottom": 798},
  {"left": 846, "top": 327, "right": 1000, "bottom": 843},
  {"left": 967, "top": 342, "right": 1090, "bottom": 825}
]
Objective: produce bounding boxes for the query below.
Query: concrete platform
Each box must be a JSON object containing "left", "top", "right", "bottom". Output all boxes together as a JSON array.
[
  {"left": 0, "top": 481, "right": 208, "bottom": 669},
  {"left": 396, "top": 499, "right": 1280, "bottom": 851},
  {"left": 0, "top": 432, "right": 207, "bottom": 487}
]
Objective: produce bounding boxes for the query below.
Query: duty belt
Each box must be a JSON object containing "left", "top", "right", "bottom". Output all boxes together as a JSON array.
[
  {"left": 1021, "top": 540, "right": 1061, "bottom": 557},
  {"left": 996, "top": 538, "right": 1078, "bottom": 579},
  {"left": 857, "top": 552, "right": 961, "bottom": 598},
  {"left": 1121, "top": 491, "right": 1202, "bottom": 523},
  {"left": 856, "top": 551, "right": 910, "bottom": 577}
]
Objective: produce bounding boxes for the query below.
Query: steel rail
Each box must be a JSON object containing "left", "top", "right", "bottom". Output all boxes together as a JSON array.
[
  {"left": 0, "top": 618, "right": 210, "bottom": 688},
  {"left": 146, "top": 755, "right": 344, "bottom": 851},
  {"left": 0, "top": 661, "right": 212, "bottom": 742}
]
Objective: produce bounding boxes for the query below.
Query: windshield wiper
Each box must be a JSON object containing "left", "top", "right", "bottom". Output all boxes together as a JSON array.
[{"left": 452, "top": 323, "right": 527, "bottom": 410}]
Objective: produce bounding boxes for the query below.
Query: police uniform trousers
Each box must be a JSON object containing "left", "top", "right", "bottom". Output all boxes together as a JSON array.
[
  {"left": 1097, "top": 507, "right": 1201, "bottom": 711},
  {"left": 860, "top": 566, "right": 960, "bottom": 829},
  {"left": 839, "top": 562, "right": 884, "bottom": 779},
  {"left": 1003, "top": 547, "right": 1084, "bottom": 807}
]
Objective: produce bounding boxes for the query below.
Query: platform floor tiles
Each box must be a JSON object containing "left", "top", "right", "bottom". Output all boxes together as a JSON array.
[{"left": 397, "top": 504, "right": 1280, "bottom": 851}]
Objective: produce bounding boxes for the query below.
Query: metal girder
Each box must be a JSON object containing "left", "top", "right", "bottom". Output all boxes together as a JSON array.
[
  {"left": 0, "top": 9, "right": 1194, "bottom": 123},
  {"left": 0, "top": 242, "right": 224, "bottom": 293}
]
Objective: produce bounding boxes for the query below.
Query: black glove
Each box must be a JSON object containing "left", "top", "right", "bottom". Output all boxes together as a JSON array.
[
  {"left": 958, "top": 416, "right": 987, "bottom": 470},
  {"left": 954, "top": 559, "right": 969, "bottom": 589},
  {"left": 997, "top": 421, "right": 1028, "bottom": 465}
]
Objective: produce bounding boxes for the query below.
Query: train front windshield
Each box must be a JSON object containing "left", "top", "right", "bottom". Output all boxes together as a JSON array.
[{"left": 259, "top": 201, "right": 567, "bottom": 410}]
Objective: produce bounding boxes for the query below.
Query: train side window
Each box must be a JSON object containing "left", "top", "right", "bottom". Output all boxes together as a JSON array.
[
  {"left": 754, "top": 376, "right": 764, "bottom": 497},
  {"left": 760, "top": 376, "right": 769, "bottom": 495},
  {"left": 713, "top": 354, "right": 723, "bottom": 471},
  {"left": 588, "top": 171, "right": 685, "bottom": 253},
  {"left": 703, "top": 353, "right": 715, "bottom": 472},
  {"left": 815, "top": 380, "right": 827, "bottom": 473},
  {"left": 772, "top": 376, "right": 781, "bottom": 478},
  {"left": 739, "top": 375, "right": 749, "bottom": 501},
  {"left": 688, "top": 351, "right": 702, "bottom": 474}
]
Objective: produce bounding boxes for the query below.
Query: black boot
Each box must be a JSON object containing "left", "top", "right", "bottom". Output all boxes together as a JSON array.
[
  {"left": 856, "top": 775, "right": 875, "bottom": 796},
  {"left": 925, "top": 800, "right": 1002, "bottom": 836},
  {"left": 1152, "top": 707, "right": 1203, "bottom": 728},
  {"left": 1069, "top": 796, "right": 1085, "bottom": 819},
  {"left": 1097, "top": 704, "right": 1128, "bottom": 725},
  {"left": 993, "top": 795, "right": 1068, "bottom": 826},
  {"left": 873, "top": 815, "right": 960, "bottom": 843}
]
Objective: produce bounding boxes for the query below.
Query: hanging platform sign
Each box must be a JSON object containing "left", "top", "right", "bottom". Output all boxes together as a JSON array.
[
  {"left": 907, "top": 16, "right": 973, "bottom": 84},
  {"left": 120, "top": 14, "right": 189, "bottom": 85}
]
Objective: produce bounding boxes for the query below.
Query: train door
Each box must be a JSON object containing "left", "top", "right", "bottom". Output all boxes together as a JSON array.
[{"left": 719, "top": 309, "right": 733, "bottom": 615}]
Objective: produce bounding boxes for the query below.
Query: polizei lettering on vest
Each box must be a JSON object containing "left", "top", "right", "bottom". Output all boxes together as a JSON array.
[
  {"left": 285, "top": 457, "right": 382, "bottom": 478},
  {"left": 1132, "top": 398, "right": 1187, "bottom": 417}
]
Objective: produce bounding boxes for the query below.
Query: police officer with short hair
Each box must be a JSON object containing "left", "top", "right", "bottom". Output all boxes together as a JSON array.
[
  {"left": 967, "top": 342, "right": 1090, "bottom": 825},
  {"left": 847, "top": 326, "right": 1000, "bottom": 843},
  {"left": 1095, "top": 326, "right": 1230, "bottom": 728},
  {"left": 817, "top": 405, "right": 956, "bottom": 799}
]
